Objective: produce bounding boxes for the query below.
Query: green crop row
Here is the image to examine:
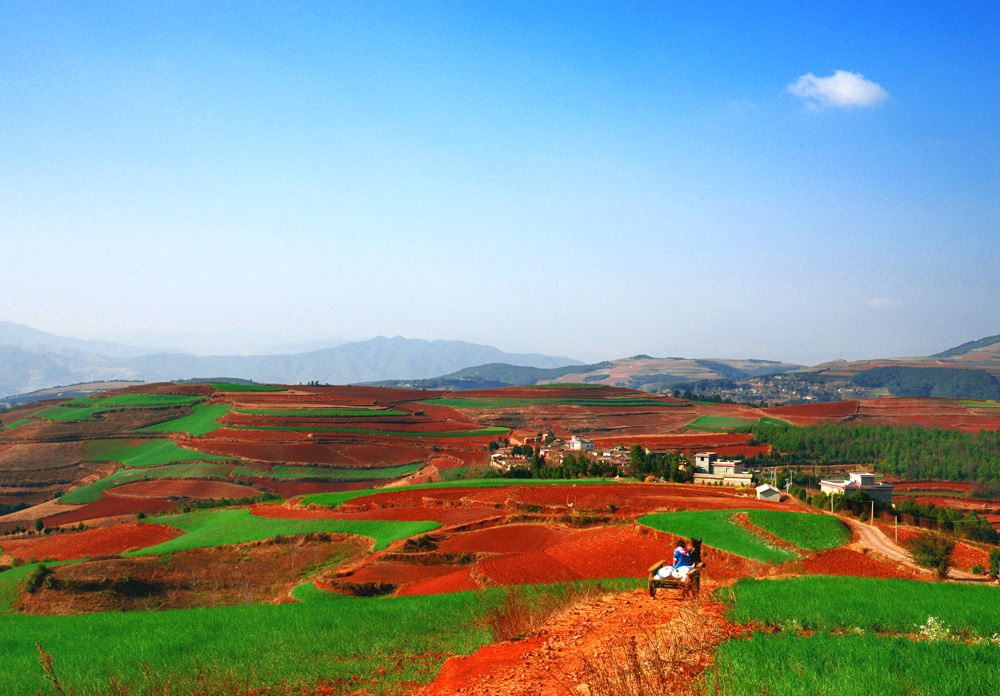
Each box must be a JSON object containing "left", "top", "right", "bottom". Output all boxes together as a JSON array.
[
  {"left": 64, "top": 394, "right": 203, "bottom": 407},
  {"left": 82, "top": 439, "right": 232, "bottom": 468},
  {"left": 208, "top": 383, "right": 287, "bottom": 391},
  {"left": 704, "top": 632, "right": 1000, "bottom": 696},
  {"left": 743, "top": 510, "right": 849, "bottom": 551},
  {"left": 59, "top": 462, "right": 234, "bottom": 504},
  {"left": 224, "top": 424, "right": 509, "bottom": 438},
  {"left": 720, "top": 576, "right": 1000, "bottom": 635},
  {"left": 234, "top": 408, "right": 407, "bottom": 417},
  {"left": 686, "top": 416, "right": 758, "bottom": 430},
  {"left": 140, "top": 404, "right": 230, "bottom": 435},
  {"left": 639, "top": 510, "right": 805, "bottom": 563},
  {"left": 422, "top": 397, "right": 682, "bottom": 408},
  {"left": 129, "top": 509, "right": 438, "bottom": 555},
  {"left": 301, "top": 478, "right": 621, "bottom": 509},
  {"left": 0, "top": 578, "right": 639, "bottom": 696},
  {"left": 233, "top": 462, "right": 422, "bottom": 480}
]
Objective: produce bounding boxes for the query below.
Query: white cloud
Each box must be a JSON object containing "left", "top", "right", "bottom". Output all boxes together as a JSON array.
[
  {"left": 787, "top": 70, "right": 889, "bottom": 108},
  {"left": 868, "top": 298, "right": 901, "bottom": 309}
]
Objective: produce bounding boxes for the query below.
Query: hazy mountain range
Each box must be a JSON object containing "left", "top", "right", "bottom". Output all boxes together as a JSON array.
[
  {"left": 0, "top": 322, "right": 581, "bottom": 400},
  {"left": 3, "top": 321, "right": 999, "bottom": 404}
]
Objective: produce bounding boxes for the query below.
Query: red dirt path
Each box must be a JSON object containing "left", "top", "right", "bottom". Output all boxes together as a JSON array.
[{"left": 0, "top": 522, "right": 181, "bottom": 561}]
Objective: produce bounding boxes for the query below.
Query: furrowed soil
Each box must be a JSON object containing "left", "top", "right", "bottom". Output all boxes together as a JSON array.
[
  {"left": 412, "top": 586, "right": 738, "bottom": 696},
  {"left": 15, "top": 533, "right": 367, "bottom": 615}
]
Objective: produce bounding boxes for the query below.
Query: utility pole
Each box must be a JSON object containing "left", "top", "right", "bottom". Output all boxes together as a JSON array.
[{"left": 870, "top": 500, "right": 874, "bottom": 526}]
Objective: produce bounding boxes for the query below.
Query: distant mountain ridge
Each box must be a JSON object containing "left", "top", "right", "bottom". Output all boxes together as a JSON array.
[{"left": 0, "top": 323, "right": 582, "bottom": 400}]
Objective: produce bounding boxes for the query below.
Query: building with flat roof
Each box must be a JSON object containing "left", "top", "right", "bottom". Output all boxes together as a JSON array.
[
  {"left": 819, "top": 472, "right": 893, "bottom": 504},
  {"left": 693, "top": 451, "right": 753, "bottom": 487}
]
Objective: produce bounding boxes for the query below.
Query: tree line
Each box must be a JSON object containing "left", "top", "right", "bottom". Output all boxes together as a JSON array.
[{"left": 739, "top": 422, "right": 1000, "bottom": 485}]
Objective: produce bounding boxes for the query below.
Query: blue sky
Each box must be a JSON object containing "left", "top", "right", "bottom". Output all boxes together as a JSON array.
[{"left": 1, "top": 1, "right": 997, "bottom": 364}]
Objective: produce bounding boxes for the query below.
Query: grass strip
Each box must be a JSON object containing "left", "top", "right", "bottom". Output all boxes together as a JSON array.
[
  {"left": 720, "top": 576, "right": 1000, "bottom": 635},
  {"left": 638, "top": 510, "right": 800, "bottom": 563},
  {"left": 129, "top": 509, "right": 438, "bottom": 554},
  {"left": 743, "top": 510, "right": 849, "bottom": 551},
  {"left": 2, "top": 419, "right": 32, "bottom": 429},
  {"left": 225, "top": 424, "right": 509, "bottom": 438},
  {"left": 233, "top": 462, "right": 422, "bottom": 479},
  {"left": 64, "top": 394, "right": 203, "bottom": 406},
  {"left": 302, "top": 478, "right": 621, "bottom": 509},
  {"left": 59, "top": 462, "right": 234, "bottom": 504},
  {"left": 208, "top": 383, "right": 286, "bottom": 391},
  {"left": 234, "top": 408, "right": 407, "bottom": 417},
  {"left": 703, "top": 632, "right": 1000, "bottom": 696},
  {"left": 422, "top": 397, "right": 682, "bottom": 408},
  {"left": 0, "top": 579, "right": 638, "bottom": 696},
  {"left": 27, "top": 405, "right": 163, "bottom": 421},
  {"left": 140, "top": 404, "right": 230, "bottom": 435},
  {"left": 82, "top": 440, "right": 232, "bottom": 468},
  {"left": 687, "top": 416, "right": 757, "bottom": 429}
]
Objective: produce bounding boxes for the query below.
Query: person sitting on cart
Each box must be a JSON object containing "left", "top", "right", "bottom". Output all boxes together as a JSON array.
[{"left": 655, "top": 540, "right": 692, "bottom": 581}]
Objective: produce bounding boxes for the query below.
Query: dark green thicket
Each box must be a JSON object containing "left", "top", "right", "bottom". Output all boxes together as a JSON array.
[
  {"left": 740, "top": 422, "right": 1000, "bottom": 485},
  {"left": 851, "top": 365, "right": 1000, "bottom": 399}
]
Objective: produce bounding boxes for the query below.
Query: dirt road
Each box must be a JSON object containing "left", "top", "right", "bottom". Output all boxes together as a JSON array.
[{"left": 413, "top": 584, "right": 735, "bottom": 696}]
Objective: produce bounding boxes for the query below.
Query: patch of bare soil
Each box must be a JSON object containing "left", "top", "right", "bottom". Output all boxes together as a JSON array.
[
  {"left": 412, "top": 584, "right": 739, "bottom": 696},
  {"left": 15, "top": 533, "right": 368, "bottom": 615}
]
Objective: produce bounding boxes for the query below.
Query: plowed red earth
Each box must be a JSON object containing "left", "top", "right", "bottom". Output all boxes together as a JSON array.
[
  {"left": 1, "top": 522, "right": 181, "bottom": 561},
  {"left": 104, "top": 480, "right": 262, "bottom": 499},
  {"left": 801, "top": 548, "right": 913, "bottom": 579},
  {"left": 186, "top": 440, "right": 428, "bottom": 466},
  {"left": 475, "top": 525, "right": 682, "bottom": 586},
  {"left": 252, "top": 504, "right": 499, "bottom": 527},
  {"left": 263, "top": 480, "right": 375, "bottom": 498},
  {"left": 412, "top": 586, "right": 734, "bottom": 696},
  {"left": 396, "top": 567, "right": 477, "bottom": 596},
  {"left": 337, "top": 561, "right": 470, "bottom": 587},
  {"left": 589, "top": 433, "right": 754, "bottom": 448},
  {"left": 950, "top": 542, "right": 990, "bottom": 572},
  {"left": 44, "top": 497, "right": 177, "bottom": 526},
  {"left": 893, "top": 481, "right": 975, "bottom": 492},
  {"left": 436, "top": 524, "right": 570, "bottom": 554},
  {"left": 765, "top": 401, "right": 860, "bottom": 418}
]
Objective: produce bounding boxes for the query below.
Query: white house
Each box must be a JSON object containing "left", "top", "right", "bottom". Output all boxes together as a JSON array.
[
  {"left": 819, "top": 472, "right": 893, "bottom": 505},
  {"left": 693, "top": 451, "right": 753, "bottom": 487},
  {"left": 568, "top": 435, "right": 595, "bottom": 452},
  {"left": 756, "top": 483, "right": 781, "bottom": 502}
]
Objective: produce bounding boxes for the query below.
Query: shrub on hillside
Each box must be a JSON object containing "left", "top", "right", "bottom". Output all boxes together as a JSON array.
[{"left": 906, "top": 532, "right": 955, "bottom": 580}]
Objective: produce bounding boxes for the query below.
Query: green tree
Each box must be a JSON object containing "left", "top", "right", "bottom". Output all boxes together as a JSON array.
[
  {"left": 906, "top": 532, "right": 956, "bottom": 580},
  {"left": 989, "top": 548, "right": 1000, "bottom": 579}
]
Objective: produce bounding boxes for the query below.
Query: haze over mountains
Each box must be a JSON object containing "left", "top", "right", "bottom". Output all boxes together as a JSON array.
[
  {"left": 0, "top": 322, "right": 581, "bottom": 400},
  {"left": 2, "top": 321, "right": 1000, "bottom": 403}
]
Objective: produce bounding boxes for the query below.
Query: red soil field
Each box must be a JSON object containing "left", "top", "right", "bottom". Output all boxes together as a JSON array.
[
  {"left": 396, "top": 567, "right": 477, "bottom": 596},
  {"left": 589, "top": 433, "right": 755, "bottom": 449},
  {"left": 337, "top": 561, "right": 470, "bottom": 587},
  {"left": 44, "top": 497, "right": 177, "bottom": 527},
  {"left": 185, "top": 440, "right": 430, "bottom": 466},
  {"left": 801, "top": 548, "right": 913, "bottom": 579},
  {"left": 1, "top": 522, "right": 181, "bottom": 561},
  {"left": 950, "top": 542, "right": 991, "bottom": 572},
  {"left": 252, "top": 503, "right": 499, "bottom": 527},
  {"left": 104, "top": 480, "right": 263, "bottom": 500},
  {"left": 764, "top": 401, "right": 859, "bottom": 419},
  {"left": 893, "top": 481, "right": 975, "bottom": 493},
  {"left": 262, "top": 480, "right": 376, "bottom": 498},
  {"left": 475, "top": 525, "right": 671, "bottom": 586},
  {"left": 436, "top": 524, "right": 570, "bottom": 554},
  {"left": 220, "top": 413, "right": 481, "bottom": 434}
]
